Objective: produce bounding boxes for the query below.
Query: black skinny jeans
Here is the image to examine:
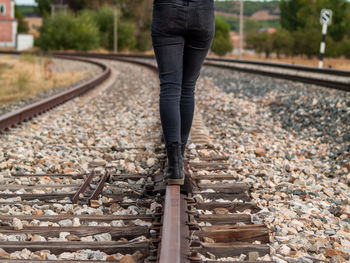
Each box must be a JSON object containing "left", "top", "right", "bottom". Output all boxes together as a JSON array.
[{"left": 151, "top": 0, "right": 215, "bottom": 147}]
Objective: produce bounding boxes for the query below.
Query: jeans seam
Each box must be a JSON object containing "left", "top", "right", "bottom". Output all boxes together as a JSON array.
[{"left": 185, "top": 6, "right": 189, "bottom": 34}]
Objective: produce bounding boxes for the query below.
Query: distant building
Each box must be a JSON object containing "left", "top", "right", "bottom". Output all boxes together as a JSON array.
[
  {"left": 24, "top": 17, "right": 42, "bottom": 37},
  {"left": 258, "top": 27, "right": 277, "bottom": 34},
  {"left": 0, "top": 0, "right": 17, "bottom": 47}
]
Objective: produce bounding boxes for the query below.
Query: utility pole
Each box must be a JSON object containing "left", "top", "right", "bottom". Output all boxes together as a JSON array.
[
  {"left": 114, "top": 8, "right": 118, "bottom": 53},
  {"left": 239, "top": 0, "right": 244, "bottom": 60}
]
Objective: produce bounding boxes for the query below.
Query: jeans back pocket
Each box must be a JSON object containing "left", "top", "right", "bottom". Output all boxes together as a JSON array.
[
  {"left": 152, "top": 3, "right": 175, "bottom": 32},
  {"left": 193, "top": 7, "right": 215, "bottom": 34}
]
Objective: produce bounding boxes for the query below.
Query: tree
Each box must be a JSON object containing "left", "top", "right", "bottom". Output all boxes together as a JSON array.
[
  {"left": 340, "top": 39, "right": 350, "bottom": 58},
  {"left": 36, "top": 11, "right": 100, "bottom": 51},
  {"left": 317, "top": 0, "right": 349, "bottom": 42},
  {"left": 281, "top": 0, "right": 350, "bottom": 41},
  {"left": 15, "top": 6, "right": 29, "bottom": 33},
  {"left": 35, "top": 0, "right": 51, "bottom": 16},
  {"left": 246, "top": 31, "right": 273, "bottom": 58},
  {"left": 280, "top": 0, "right": 304, "bottom": 31},
  {"left": 292, "top": 28, "right": 321, "bottom": 58},
  {"left": 67, "top": 0, "right": 88, "bottom": 12},
  {"left": 272, "top": 29, "right": 294, "bottom": 57},
  {"left": 119, "top": 0, "right": 153, "bottom": 51},
  {"left": 35, "top": 0, "right": 91, "bottom": 15},
  {"left": 211, "top": 17, "right": 233, "bottom": 56},
  {"left": 279, "top": 0, "right": 350, "bottom": 57},
  {"left": 86, "top": 0, "right": 116, "bottom": 9},
  {"left": 90, "top": 6, "right": 136, "bottom": 51}
]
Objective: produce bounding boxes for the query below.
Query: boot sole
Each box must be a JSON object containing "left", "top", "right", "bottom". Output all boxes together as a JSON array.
[{"left": 165, "top": 178, "right": 184, "bottom": 185}]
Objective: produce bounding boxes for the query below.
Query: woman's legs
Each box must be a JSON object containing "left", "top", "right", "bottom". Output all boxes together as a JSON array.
[
  {"left": 151, "top": 1, "right": 214, "bottom": 185},
  {"left": 180, "top": 3, "right": 215, "bottom": 147},
  {"left": 180, "top": 43, "right": 212, "bottom": 146},
  {"left": 152, "top": 36, "right": 185, "bottom": 147},
  {"left": 151, "top": 1, "right": 214, "bottom": 148},
  {"left": 152, "top": 35, "right": 186, "bottom": 184},
  {"left": 153, "top": 39, "right": 211, "bottom": 148}
]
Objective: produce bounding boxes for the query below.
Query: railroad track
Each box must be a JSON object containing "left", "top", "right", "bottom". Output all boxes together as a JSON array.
[
  {"left": 0, "top": 162, "right": 163, "bottom": 262},
  {"left": 54, "top": 52, "right": 350, "bottom": 92},
  {"left": 0, "top": 51, "right": 348, "bottom": 262},
  {"left": 1, "top": 52, "right": 348, "bottom": 134}
]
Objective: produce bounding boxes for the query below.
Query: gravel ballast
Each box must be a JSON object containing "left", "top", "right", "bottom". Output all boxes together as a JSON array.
[
  {"left": 193, "top": 66, "right": 350, "bottom": 262},
  {"left": 0, "top": 60, "right": 161, "bottom": 261},
  {"left": 0, "top": 58, "right": 349, "bottom": 262}
]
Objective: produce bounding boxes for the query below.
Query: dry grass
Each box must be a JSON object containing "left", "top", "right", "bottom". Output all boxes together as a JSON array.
[{"left": 0, "top": 55, "right": 90, "bottom": 106}]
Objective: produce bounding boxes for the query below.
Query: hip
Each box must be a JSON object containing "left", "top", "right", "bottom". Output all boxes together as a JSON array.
[
  {"left": 151, "top": 0, "right": 215, "bottom": 35},
  {"left": 153, "top": 0, "right": 214, "bottom": 9}
]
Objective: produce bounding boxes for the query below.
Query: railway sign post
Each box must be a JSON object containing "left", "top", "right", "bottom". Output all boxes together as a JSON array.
[{"left": 318, "top": 9, "right": 332, "bottom": 68}]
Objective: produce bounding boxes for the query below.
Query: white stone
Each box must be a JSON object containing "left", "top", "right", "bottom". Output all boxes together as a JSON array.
[
  {"left": 58, "top": 219, "right": 73, "bottom": 227},
  {"left": 94, "top": 233, "right": 111, "bottom": 242},
  {"left": 132, "top": 219, "right": 152, "bottom": 227},
  {"left": 73, "top": 218, "right": 80, "bottom": 227},
  {"left": 13, "top": 218, "right": 23, "bottom": 230},
  {"left": 59, "top": 232, "right": 70, "bottom": 241},
  {"left": 81, "top": 236, "right": 94, "bottom": 242},
  {"left": 111, "top": 220, "right": 125, "bottom": 227},
  {"left": 146, "top": 158, "right": 156, "bottom": 167},
  {"left": 279, "top": 245, "right": 291, "bottom": 255},
  {"left": 58, "top": 252, "right": 75, "bottom": 260}
]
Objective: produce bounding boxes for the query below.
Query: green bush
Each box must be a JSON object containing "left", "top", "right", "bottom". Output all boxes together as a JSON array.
[
  {"left": 340, "top": 39, "right": 350, "bottom": 58},
  {"left": 272, "top": 29, "right": 294, "bottom": 57},
  {"left": 74, "top": 12, "right": 101, "bottom": 51},
  {"left": 118, "top": 21, "right": 137, "bottom": 51},
  {"left": 246, "top": 31, "right": 273, "bottom": 58},
  {"left": 91, "top": 6, "right": 136, "bottom": 51},
  {"left": 36, "top": 11, "right": 100, "bottom": 51},
  {"left": 211, "top": 17, "right": 233, "bottom": 56},
  {"left": 135, "top": 30, "right": 152, "bottom": 52},
  {"left": 325, "top": 37, "right": 341, "bottom": 58},
  {"left": 292, "top": 29, "right": 321, "bottom": 58},
  {"left": 15, "top": 6, "right": 29, "bottom": 33},
  {"left": 290, "top": 28, "right": 340, "bottom": 58}
]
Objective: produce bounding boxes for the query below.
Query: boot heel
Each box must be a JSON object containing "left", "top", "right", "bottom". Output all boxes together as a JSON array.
[{"left": 165, "top": 178, "right": 184, "bottom": 185}]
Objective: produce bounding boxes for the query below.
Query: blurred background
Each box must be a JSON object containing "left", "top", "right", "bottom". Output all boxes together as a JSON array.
[{"left": 1, "top": 0, "right": 350, "bottom": 68}]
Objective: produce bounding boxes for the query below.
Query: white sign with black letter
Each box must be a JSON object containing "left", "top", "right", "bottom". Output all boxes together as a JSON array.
[{"left": 320, "top": 9, "right": 332, "bottom": 25}]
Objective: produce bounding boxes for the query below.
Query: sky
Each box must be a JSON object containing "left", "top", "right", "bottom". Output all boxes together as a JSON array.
[{"left": 15, "top": 0, "right": 37, "bottom": 5}]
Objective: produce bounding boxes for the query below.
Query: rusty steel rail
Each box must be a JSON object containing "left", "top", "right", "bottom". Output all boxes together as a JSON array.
[
  {"left": 158, "top": 186, "right": 189, "bottom": 263},
  {"left": 0, "top": 54, "right": 111, "bottom": 131},
  {"left": 203, "top": 61, "right": 350, "bottom": 92},
  {"left": 206, "top": 56, "right": 350, "bottom": 77}
]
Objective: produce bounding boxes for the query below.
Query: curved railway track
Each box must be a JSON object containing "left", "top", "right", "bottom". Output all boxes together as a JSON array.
[
  {"left": 55, "top": 52, "right": 350, "bottom": 91},
  {"left": 0, "top": 51, "right": 348, "bottom": 263},
  {"left": 0, "top": 51, "right": 348, "bottom": 133}
]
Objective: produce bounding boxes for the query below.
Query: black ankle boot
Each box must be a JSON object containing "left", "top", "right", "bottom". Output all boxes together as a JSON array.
[{"left": 164, "top": 142, "right": 184, "bottom": 185}]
